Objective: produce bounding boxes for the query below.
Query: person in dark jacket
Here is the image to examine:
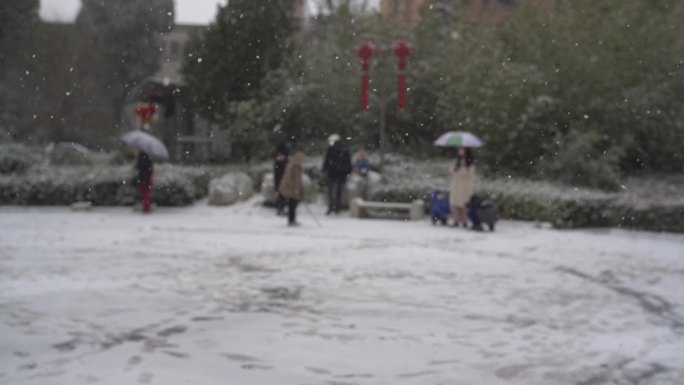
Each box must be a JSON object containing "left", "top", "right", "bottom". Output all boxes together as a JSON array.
[
  {"left": 273, "top": 142, "right": 290, "bottom": 216},
  {"left": 322, "top": 136, "right": 352, "bottom": 215},
  {"left": 136, "top": 151, "right": 154, "bottom": 213}
]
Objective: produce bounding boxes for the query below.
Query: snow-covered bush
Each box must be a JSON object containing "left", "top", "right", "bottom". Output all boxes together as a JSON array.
[
  {"left": 0, "top": 165, "right": 211, "bottom": 206},
  {"left": 0, "top": 143, "right": 41, "bottom": 174},
  {"left": 155, "top": 165, "right": 211, "bottom": 205},
  {"left": 543, "top": 130, "right": 623, "bottom": 191},
  {"left": 370, "top": 160, "right": 684, "bottom": 233},
  {"left": 46, "top": 142, "right": 92, "bottom": 165}
]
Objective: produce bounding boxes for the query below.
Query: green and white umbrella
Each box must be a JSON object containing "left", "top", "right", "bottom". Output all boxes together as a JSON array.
[{"left": 433, "top": 131, "right": 484, "bottom": 148}]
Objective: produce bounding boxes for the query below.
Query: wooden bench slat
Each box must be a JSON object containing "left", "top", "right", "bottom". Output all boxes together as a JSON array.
[
  {"left": 351, "top": 198, "right": 425, "bottom": 221},
  {"left": 358, "top": 202, "right": 412, "bottom": 210}
]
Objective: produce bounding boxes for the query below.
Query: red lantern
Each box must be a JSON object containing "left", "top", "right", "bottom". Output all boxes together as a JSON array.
[
  {"left": 393, "top": 38, "right": 413, "bottom": 111},
  {"left": 355, "top": 40, "right": 376, "bottom": 111},
  {"left": 135, "top": 102, "right": 156, "bottom": 129}
]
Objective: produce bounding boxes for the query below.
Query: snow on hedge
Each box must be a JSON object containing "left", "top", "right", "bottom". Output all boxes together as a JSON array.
[
  {"left": 373, "top": 159, "right": 684, "bottom": 233},
  {"left": 0, "top": 164, "right": 211, "bottom": 206}
]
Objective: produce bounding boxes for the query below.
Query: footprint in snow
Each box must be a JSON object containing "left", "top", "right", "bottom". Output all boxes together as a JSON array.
[{"left": 222, "top": 353, "right": 258, "bottom": 362}]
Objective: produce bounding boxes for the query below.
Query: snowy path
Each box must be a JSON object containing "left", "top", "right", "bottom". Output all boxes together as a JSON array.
[{"left": 1, "top": 199, "right": 683, "bottom": 385}]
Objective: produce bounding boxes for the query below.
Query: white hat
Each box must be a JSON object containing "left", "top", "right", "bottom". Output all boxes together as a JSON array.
[{"left": 327, "top": 134, "right": 340, "bottom": 146}]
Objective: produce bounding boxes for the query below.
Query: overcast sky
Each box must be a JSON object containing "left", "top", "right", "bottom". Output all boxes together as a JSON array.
[
  {"left": 40, "top": 0, "right": 228, "bottom": 24},
  {"left": 39, "top": 0, "right": 379, "bottom": 25}
]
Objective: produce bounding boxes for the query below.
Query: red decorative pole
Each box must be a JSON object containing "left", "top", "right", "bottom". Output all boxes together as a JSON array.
[
  {"left": 393, "top": 38, "right": 413, "bottom": 111},
  {"left": 355, "top": 40, "right": 376, "bottom": 111}
]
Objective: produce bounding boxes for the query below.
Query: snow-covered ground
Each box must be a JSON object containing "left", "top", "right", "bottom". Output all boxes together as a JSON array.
[{"left": 1, "top": 198, "right": 683, "bottom": 385}]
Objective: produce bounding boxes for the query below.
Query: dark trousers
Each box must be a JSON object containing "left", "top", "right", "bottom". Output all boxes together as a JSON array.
[
  {"left": 139, "top": 183, "right": 152, "bottom": 213},
  {"left": 327, "top": 176, "right": 346, "bottom": 213},
  {"left": 468, "top": 207, "right": 481, "bottom": 228},
  {"left": 288, "top": 198, "right": 299, "bottom": 224},
  {"left": 275, "top": 175, "right": 285, "bottom": 213}
]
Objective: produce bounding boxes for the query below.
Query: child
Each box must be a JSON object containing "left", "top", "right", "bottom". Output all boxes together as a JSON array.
[
  {"left": 353, "top": 149, "right": 371, "bottom": 176},
  {"left": 429, "top": 190, "right": 450, "bottom": 225},
  {"left": 278, "top": 151, "right": 306, "bottom": 226}
]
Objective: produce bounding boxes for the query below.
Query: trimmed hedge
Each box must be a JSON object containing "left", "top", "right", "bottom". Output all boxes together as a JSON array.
[
  {"left": 368, "top": 176, "right": 684, "bottom": 234},
  {"left": 0, "top": 144, "right": 41, "bottom": 174},
  {"left": 0, "top": 165, "right": 211, "bottom": 206},
  {"left": 2, "top": 158, "right": 683, "bottom": 233}
]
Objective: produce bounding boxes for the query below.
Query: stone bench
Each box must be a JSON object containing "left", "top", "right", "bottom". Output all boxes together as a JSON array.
[{"left": 350, "top": 198, "right": 425, "bottom": 221}]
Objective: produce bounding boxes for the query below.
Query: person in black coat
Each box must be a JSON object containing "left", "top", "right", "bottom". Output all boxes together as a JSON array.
[
  {"left": 136, "top": 151, "right": 153, "bottom": 213},
  {"left": 273, "top": 142, "right": 290, "bottom": 216},
  {"left": 322, "top": 138, "right": 352, "bottom": 215}
]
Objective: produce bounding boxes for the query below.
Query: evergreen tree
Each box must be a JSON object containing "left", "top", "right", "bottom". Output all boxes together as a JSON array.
[
  {"left": 0, "top": 0, "right": 39, "bottom": 138},
  {"left": 411, "top": 0, "right": 684, "bottom": 186},
  {"left": 75, "top": 0, "right": 174, "bottom": 114},
  {"left": 0, "top": 0, "right": 39, "bottom": 65},
  {"left": 183, "top": 0, "right": 297, "bottom": 125}
]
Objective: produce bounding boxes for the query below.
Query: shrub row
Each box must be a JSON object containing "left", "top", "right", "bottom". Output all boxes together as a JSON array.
[
  {"left": 368, "top": 177, "right": 684, "bottom": 234},
  {"left": 2, "top": 161, "right": 682, "bottom": 233},
  {"left": 0, "top": 165, "right": 211, "bottom": 207},
  {"left": 0, "top": 144, "right": 41, "bottom": 174}
]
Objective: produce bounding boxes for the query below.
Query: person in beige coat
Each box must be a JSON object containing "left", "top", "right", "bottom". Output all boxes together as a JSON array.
[
  {"left": 449, "top": 147, "right": 476, "bottom": 228},
  {"left": 278, "top": 151, "right": 306, "bottom": 226}
]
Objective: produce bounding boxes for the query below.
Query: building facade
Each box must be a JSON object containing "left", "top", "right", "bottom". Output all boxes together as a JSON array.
[
  {"left": 380, "top": 0, "right": 429, "bottom": 28},
  {"left": 380, "top": 0, "right": 543, "bottom": 28},
  {"left": 154, "top": 0, "right": 308, "bottom": 86},
  {"left": 152, "top": 24, "right": 206, "bottom": 87}
]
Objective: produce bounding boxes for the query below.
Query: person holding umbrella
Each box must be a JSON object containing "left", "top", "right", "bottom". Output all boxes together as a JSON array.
[
  {"left": 121, "top": 129, "right": 169, "bottom": 214},
  {"left": 434, "top": 131, "right": 483, "bottom": 228},
  {"left": 135, "top": 151, "right": 154, "bottom": 213},
  {"left": 279, "top": 151, "right": 306, "bottom": 227},
  {"left": 449, "top": 147, "right": 476, "bottom": 228}
]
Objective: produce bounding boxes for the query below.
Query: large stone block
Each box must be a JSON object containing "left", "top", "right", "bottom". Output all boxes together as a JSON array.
[{"left": 208, "top": 172, "right": 254, "bottom": 206}]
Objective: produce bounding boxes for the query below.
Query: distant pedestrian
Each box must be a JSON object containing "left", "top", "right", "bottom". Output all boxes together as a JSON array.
[
  {"left": 279, "top": 151, "right": 306, "bottom": 226},
  {"left": 136, "top": 150, "right": 154, "bottom": 213},
  {"left": 322, "top": 135, "right": 352, "bottom": 215},
  {"left": 449, "top": 147, "right": 476, "bottom": 227},
  {"left": 273, "top": 142, "right": 290, "bottom": 216}
]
